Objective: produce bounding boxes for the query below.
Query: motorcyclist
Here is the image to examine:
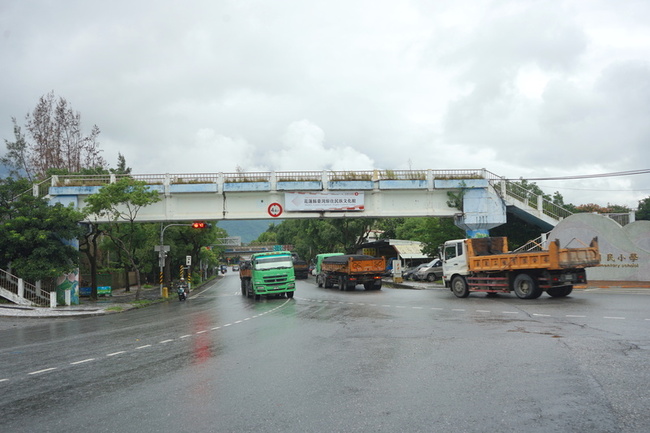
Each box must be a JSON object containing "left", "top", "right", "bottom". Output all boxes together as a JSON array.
[{"left": 177, "top": 277, "right": 189, "bottom": 300}]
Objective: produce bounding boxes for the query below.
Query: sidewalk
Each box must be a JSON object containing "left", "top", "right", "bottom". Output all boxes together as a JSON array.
[{"left": 0, "top": 285, "right": 177, "bottom": 318}]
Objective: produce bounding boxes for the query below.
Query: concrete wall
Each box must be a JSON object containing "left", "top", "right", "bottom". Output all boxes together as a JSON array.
[{"left": 548, "top": 213, "right": 650, "bottom": 282}]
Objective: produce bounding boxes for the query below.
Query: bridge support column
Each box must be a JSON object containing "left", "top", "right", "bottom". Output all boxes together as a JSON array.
[{"left": 454, "top": 188, "right": 507, "bottom": 238}]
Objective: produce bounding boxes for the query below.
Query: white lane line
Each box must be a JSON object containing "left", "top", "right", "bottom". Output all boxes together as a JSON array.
[
  {"left": 412, "top": 306, "right": 423, "bottom": 309},
  {"left": 452, "top": 309, "right": 465, "bottom": 312},
  {"left": 604, "top": 316, "right": 625, "bottom": 320},
  {"left": 70, "top": 358, "right": 95, "bottom": 365},
  {"left": 223, "top": 323, "right": 232, "bottom": 327},
  {"left": 159, "top": 339, "right": 174, "bottom": 344},
  {"left": 28, "top": 367, "right": 57, "bottom": 375},
  {"left": 212, "top": 326, "right": 221, "bottom": 330},
  {"left": 234, "top": 320, "right": 242, "bottom": 324},
  {"left": 431, "top": 307, "right": 443, "bottom": 311},
  {"left": 179, "top": 334, "right": 191, "bottom": 339},
  {"left": 502, "top": 311, "right": 518, "bottom": 314},
  {"left": 476, "top": 310, "right": 491, "bottom": 313},
  {"left": 0, "top": 378, "right": 8, "bottom": 383},
  {"left": 243, "top": 317, "right": 251, "bottom": 321},
  {"left": 566, "top": 315, "right": 586, "bottom": 318},
  {"left": 135, "top": 345, "right": 152, "bottom": 350},
  {"left": 196, "top": 330, "right": 207, "bottom": 334},
  {"left": 107, "top": 351, "right": 125, "bottom": 357},
  {"left": 533, "top": 313, "right": 551, "bottom": 317}
]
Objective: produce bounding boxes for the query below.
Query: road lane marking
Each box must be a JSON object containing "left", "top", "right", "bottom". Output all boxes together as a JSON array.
[
  {"left": 28, "top": 368, "right": 57, "bottom": 375},
  {"left": 502, "top": 311, "right": 518, "bottom": 314},
  {"left": 476, "top": 310, "right": 491, "bottom": 313},
  {"left": 0, "top": 378, "right": 8, "bottom": 383},
  {"left": 604, "top": 316, "right": 625, "bottom": 320},
  {"left": 70, "top": 358, "right": 95, "bottom": 365},
  {"left": 10, "top": 298, "right": 295, "bottom": 384},
  {"left": 566, "top": 315, "right": 586, "bottom": 318},
  {"left": 533, "top": 313, "right": 551, "bottom": 317},
  {"left": 196, "top": 330, "right": 207, "bottom": 334}
]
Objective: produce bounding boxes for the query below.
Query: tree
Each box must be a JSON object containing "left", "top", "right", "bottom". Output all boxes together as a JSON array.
[
  {"left": 636, "top": 197, "right": 650, "bottom": 221},
  {"left": 82, "top": 178, "right": 161, "bottom": 300},
  {"left": 2, "top": 91, "right": 106, "bottom": 181},
  {"left": 0, "top": 177, "right": 84, "bottom": 281}
]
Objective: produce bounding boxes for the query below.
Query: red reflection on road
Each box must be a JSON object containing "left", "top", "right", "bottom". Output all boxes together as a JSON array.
[{"left": 191, "top": 314, "right": 213, "bottom": 364}]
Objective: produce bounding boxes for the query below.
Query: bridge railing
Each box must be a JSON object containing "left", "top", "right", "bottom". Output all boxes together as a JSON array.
[
  {"left": 484, "top": 171, "right": 572, "bottom": 222},
  {"left": 36, "top": 169, "right": 571, "bottom": 225},
  {"left": 0, "top": 269, "right": 52, "bottom": 306}
]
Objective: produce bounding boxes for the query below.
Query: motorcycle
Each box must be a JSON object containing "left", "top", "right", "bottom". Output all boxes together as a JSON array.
[{"left": 177, "top": 284, "right": 188, "bottom": 301}]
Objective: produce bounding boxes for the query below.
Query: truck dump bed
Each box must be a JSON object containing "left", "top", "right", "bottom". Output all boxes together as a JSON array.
[
  {"left": 467, "top": 237, "right": 600, "bottom": 272},
  {"left": 321, "top": 255, "right": 386, "bottom": 275}
]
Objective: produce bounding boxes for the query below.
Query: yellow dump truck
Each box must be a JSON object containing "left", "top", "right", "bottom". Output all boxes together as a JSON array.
[
  {"left": 317, "top": 254, "right": 386, "bottom": 291},
  {"left": 442, "top": 236, "right": 600, "bottom": 299}
]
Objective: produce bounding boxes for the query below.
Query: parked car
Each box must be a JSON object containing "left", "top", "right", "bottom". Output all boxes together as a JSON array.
[
  {"left": 414, "top": 258, "right": 443, "bottom": 282},
  {"left": 402, "top": 263, "right": 429, "bottom": 280}
]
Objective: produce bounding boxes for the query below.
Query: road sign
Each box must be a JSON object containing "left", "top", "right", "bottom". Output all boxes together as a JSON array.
[
  {"left": 268, "top": 202, "right": 283, "bottom": 218},
  {"left": 186, "top": 255, "right": 192, "bottom": 266},
  {"left": 154, "top": 245, "right": 170, "bottom": 252}
]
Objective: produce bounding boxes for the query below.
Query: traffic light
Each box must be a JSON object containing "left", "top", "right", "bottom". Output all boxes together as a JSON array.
[{"left": 191, "top": 221, "right": 210, "bottom": 229}]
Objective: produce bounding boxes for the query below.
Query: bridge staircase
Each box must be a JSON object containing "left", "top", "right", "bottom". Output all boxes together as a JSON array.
[
  {"left": 0, "top": 268, "right": 52, "bottom": 307},
  {"left": 486, "top": 173, "right": 573, "bottom": 231}
]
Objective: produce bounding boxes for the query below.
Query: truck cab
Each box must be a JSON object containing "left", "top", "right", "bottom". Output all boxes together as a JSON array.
[
  {"left": 240, "top": 251, "right": 296, "bottom": 299},
  {"left": 442, "top": 239, "right": 468, "bottom": 287}
]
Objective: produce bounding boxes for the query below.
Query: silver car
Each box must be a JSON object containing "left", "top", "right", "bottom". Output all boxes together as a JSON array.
[{"left": 414, "top": 258, "right": 443, "bottom": 282}]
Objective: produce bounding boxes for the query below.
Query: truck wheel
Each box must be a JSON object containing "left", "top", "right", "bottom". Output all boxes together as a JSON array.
[
  {"left": 513, "top": 274, "right": 542, "bottom": 299},
  {"left": 363, "top": 282, "right": 374, "bottom": 290},
  {"left": 338, "top": 276, "right": 346, "bottom": 291},
  {"left": 547, "top": 286, "right": 573, "bottom": 297},
  {"left": 451, "top": 276, "right": 469, "bottom": 298},
  {"left": 287, "top": 291, "right": 294, "bottom": 299},
  {"left": 373, "top": 280, "right": 382, "bottom": 290},
  {"left": 317, "top": 275, "right": 324, "bottom": 288}
]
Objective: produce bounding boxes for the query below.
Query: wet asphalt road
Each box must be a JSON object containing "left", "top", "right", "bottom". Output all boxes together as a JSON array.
[{"left": 1, "top": 274, "right": 649, "bottom": 433}]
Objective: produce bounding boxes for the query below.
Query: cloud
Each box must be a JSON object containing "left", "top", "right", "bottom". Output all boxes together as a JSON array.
[{"left": 1, "top": 0, "right": 649, "bottom": 208}]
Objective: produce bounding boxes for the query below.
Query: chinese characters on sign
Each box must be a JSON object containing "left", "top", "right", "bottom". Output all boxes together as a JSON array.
[
  {"left": 598, "top": 252, "right": 640, "bottom": 268},
  {"left": 285, "top": 192, "right": 365, "bottom": 212}
]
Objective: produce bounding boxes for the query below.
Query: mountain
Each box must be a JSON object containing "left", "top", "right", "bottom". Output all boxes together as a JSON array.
[{"left": 216, "top": 219, "right": 281, "bottom": 244}]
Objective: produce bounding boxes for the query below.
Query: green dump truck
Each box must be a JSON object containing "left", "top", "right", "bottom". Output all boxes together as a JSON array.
[{"left": 239, "top": 251, "right": 296, "bottom": 300}]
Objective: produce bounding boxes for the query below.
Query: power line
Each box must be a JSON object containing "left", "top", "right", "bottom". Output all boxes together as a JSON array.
[{"left": 504, "top": 169, "right": 650, "bottom": 182}]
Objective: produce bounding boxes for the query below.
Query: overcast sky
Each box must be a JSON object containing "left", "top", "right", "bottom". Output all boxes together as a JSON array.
[{"left": 1, "top": 0, "right": 649, "bottom": 208}]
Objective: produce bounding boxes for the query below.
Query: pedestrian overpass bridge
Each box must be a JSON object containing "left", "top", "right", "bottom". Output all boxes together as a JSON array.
[{"left": 40, "top": 168, "right": 571, "bottom": 235}]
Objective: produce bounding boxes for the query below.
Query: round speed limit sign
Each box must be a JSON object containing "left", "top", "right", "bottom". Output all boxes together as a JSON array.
[{"left": 268, "top": 202, "right": 283, "bottom": 218}]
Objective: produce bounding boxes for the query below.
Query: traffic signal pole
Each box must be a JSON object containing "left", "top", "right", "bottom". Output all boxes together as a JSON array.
[{"left": 157, "top": 221, "right": 211, "bottom": 297}]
